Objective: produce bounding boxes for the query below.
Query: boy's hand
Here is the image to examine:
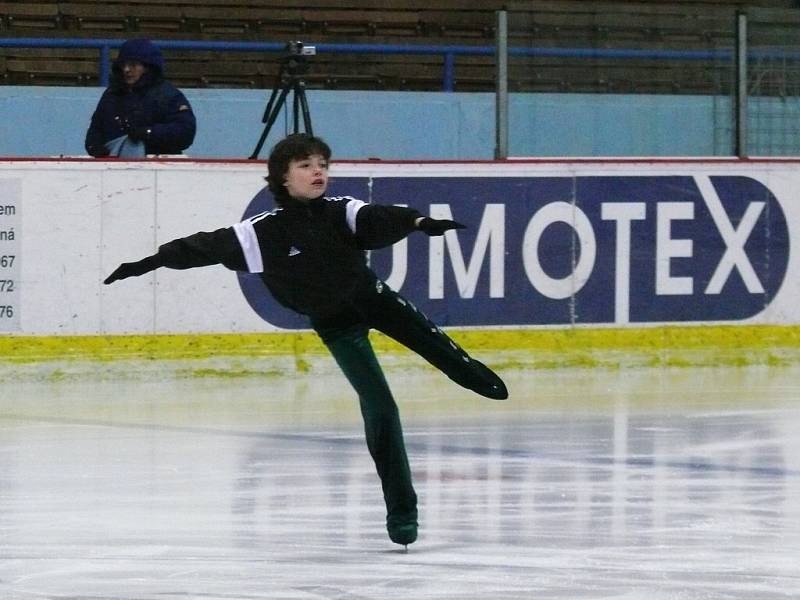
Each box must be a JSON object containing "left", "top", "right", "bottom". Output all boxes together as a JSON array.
[
  {"left": 104, "top": 256, "right": 159, "bottom": 284},
  {"left": 416, "top": 218, "right": 466, "bottom": 236}
]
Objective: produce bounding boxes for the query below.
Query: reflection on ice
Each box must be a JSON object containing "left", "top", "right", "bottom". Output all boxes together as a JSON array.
[{"left": 1, "top": 365, "right": 799, "bottom": 599}]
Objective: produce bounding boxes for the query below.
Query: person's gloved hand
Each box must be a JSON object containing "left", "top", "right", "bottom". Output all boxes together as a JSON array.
[
  {"left": 115, "top": 116, "right": 149, "bottom": 142},
  {"left": 115, "top": 115, "right": 132, "bottom": 134},
  {"left": 416, "top": 217, "right": 466, "bottom": 236},
  {"left": 126, "top": 126, "right": 150, "bottom": 143},
  {"left": 104, "top": 255, "right": 160, "bottom": 284}
]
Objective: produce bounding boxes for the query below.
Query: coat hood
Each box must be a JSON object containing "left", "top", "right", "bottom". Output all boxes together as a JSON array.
[{"left": 113, "top": 38, "right": 165, "bottom": 75}]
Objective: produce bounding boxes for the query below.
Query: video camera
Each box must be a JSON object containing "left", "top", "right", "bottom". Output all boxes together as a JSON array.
[{"left": 285, "top": 41, "right": 316, "bottom": 57}]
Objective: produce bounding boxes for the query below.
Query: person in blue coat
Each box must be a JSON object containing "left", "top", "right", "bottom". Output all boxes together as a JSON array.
[{"left": 85, "top": 38, "right": 196, "bottom": 157}]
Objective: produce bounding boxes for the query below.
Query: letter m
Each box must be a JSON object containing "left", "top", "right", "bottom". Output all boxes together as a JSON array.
[{"left": 429, "top": 203, "right": 505, "bottom": 299}]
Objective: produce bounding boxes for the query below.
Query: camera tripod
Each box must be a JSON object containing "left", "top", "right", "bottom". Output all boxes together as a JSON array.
[{"left": 249, "top": 49, "right": 314, "bottom": 160}]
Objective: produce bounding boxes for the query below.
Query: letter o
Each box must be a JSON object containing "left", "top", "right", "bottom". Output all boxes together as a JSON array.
[{"left": 522, "top": 202, "right": 597, "bottom": 299}]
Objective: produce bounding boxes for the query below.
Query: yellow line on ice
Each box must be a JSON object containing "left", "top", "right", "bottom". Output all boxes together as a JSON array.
[{"left": 2, "top": 325, "right": 800, "bottom": 368}]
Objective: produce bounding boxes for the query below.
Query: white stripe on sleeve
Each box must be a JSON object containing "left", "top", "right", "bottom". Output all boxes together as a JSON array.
[
  {"left": 232, "top": 220, "right": 264, "bottom": 273},
  {"left": 345, "top": 198, "right": 367, "bottom": 233}
]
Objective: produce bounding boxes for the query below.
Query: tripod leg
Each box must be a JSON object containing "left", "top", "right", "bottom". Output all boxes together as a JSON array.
[
  {"left": 296, "top": 82, "right": 314, "bottom": 136},
  {"left": 292, "top": 91, "right": 300, "bottom": 134},
  {"left": 250, "top": 86, "right": 292, "bottom": 160},
  {"left": 261, "top": 85, "right": 280, "bottom": 125}
]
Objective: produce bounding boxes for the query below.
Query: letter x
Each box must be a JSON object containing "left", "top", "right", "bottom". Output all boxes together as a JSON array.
[{"left": 694, "top": 176, "right": 765, "bottom": 294}]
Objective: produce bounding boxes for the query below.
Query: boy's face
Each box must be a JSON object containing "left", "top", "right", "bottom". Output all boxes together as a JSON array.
[{"left": 283, "top": 154, "right": 329, "bottom": 201}]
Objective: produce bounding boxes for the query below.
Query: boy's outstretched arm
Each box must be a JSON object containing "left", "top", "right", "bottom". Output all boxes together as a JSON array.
[
  {"left": 354, "top": 201, "right": 466, "bottom": 249},
  {"left": 103, "top": 227, "right": 247, "bottom": 285}
]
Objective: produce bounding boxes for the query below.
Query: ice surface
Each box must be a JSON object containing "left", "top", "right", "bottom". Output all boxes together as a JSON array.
[{"left": 1, "top": 365, "right": 799, "bottom": 599}]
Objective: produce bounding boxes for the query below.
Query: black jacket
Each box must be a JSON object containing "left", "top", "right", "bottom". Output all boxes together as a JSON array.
[
  {"left": 85, "top": 79, "right": 196, "bottom": 156},
  {"left": 85, "top": 39, "right": 196, "bottom": 157},
  {"left": 150, "top": 195, "right": 422, "bottom": 319}
]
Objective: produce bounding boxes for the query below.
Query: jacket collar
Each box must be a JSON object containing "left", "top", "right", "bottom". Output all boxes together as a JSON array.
[{"left": 284, "top": 195, "right": 326, "bottom": 213}]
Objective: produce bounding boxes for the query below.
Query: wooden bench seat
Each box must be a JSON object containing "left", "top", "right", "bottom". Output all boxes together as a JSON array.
[
  {"left": 0, "top": 2, "right": 61, "bottom": 30},
  {"left": 0, "top": 0, "right": 797, "bottom": 93},
  {"left": 59, "top": 3, "right": 187, "bottom": 33},
  {"left": 4, "top": 55, "right": 96, "bottom": 84}
]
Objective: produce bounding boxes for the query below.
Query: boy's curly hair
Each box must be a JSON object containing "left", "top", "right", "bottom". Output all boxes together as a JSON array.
[{"left": 266, "top": 133, "right": 332, "bottom": 206}]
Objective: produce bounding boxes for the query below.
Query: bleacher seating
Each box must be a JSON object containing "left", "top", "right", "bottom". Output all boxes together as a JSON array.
[{"left": 0, "top": 0, "right": 798, "bottom": 92}]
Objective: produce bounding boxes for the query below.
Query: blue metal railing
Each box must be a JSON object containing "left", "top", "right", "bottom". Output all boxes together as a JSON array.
[{"left": 0, "top": 37, "right": 748, "bottom": 91}]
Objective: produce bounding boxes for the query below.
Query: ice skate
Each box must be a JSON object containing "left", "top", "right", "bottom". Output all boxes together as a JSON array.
[
  {"left": 387, "top": 513, "right": 418, "bottom": 547},
  {"left": 387, "top": 522, "right": 418, "bottom": 547},
  {"left": 466, "top": 359, "right": 508, "bottom": 400}
]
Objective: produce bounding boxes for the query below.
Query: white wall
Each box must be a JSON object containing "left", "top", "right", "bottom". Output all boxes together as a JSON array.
[{"left": 1, "top": 158, "right": 798, "bottom": 336}]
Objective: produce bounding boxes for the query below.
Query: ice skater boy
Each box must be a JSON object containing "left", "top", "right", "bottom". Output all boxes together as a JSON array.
[{"left": 104, "top": 133, "right": 508, "bottom": 546}]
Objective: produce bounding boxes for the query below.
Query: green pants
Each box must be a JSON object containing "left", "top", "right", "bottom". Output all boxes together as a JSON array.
[
  {"left": 319, "top": 322, "right": 417, "bottom": 529},
  {"left": 312, "top": 280, "right": 507, "bottom": 530}
]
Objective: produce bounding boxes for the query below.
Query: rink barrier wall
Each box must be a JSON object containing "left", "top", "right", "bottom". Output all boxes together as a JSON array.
[
  {"left": 1, "top": 158, "right": 800, "bottom": 372},
  {"left": 0, "top": 86, "right": 725, "bottom": 159}
]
